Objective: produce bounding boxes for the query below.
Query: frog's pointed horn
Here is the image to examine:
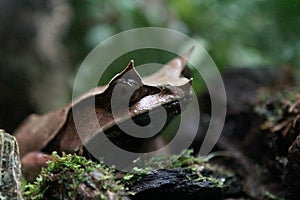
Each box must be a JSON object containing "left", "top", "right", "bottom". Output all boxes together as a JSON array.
[
  {"left": 142, "top": 46, "right": 194, "bottom": 85},
  {"left": 181, "top": 46, "right": 195, "bottom": 65},
  {"left": 165, "top": 46, "right": 194, "bottom": 77},
  {"left": 122, "top": 60, "right": 143, "bottom": 83},
  {"left": 125, "top": 60, "right": 135, "bottom": 71},
  {"left": 108, "top": 60, "right": 143, "bottom": 87},
  {"left": 179, "top": 78, "right": 193, "bottom": 92}
]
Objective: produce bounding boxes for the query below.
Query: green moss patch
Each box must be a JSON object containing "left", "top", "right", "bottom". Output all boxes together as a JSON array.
[
  {"left": 24, "top": 152, "right": 129, "bottom": 199},
  {"left": 23, "top": 150, "right": 242, "bottom": 199}
]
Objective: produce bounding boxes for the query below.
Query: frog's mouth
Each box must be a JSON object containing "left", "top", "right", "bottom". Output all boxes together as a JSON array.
[{"left": 103, "top": 94, "right": 192, "bottom": 153}]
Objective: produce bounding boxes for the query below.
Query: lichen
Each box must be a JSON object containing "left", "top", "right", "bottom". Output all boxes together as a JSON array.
[{"left": 0, "top": 129, "right": 22, "bottom": 199}]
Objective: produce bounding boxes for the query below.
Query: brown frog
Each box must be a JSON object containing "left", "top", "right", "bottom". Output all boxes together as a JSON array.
[{"left": 14, "top": 48, "right": 193, "bottom": 181}]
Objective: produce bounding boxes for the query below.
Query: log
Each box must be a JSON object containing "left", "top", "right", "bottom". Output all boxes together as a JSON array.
[
  {"left": 130, "top": 168, "right": 244, "bottom": 200},
  {"left": 0, "top": 129, "right": 22, "bottom": 199}
]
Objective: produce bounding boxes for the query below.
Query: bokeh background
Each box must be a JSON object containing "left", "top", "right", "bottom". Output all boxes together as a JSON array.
[{"left": 0, "top": 0, "right": 299, "bottom": 132}]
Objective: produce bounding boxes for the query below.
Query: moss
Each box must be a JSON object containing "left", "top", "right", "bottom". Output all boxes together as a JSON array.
[
  {"left": 121, "top": 150, "right": 234, "bottom": 189},
  {"left": 23, "top": 152, "right": 129, "bottom": 199},
  {"left": 24, "top": 150, "right": 240, "bottom": 198}
]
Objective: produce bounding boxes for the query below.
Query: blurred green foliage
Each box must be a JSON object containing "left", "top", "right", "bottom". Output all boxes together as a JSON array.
[{"left": 67, "top": 0, "right": 300, "bottom": 70}]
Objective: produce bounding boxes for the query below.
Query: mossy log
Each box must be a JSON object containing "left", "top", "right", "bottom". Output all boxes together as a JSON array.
[
  {"left": 130, "top": 168, "right": 243, "bottom": 200},
  {"left": 24, "top": 151, "right": 244, "bottom": 199}
]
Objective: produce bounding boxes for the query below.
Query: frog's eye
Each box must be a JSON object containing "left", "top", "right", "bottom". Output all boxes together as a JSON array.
[
  {"left": 115, "top": 78, "right": 143, "bottom": 104},
  {"left": 130, "top": 88, "right": 143, "bottom": 104}
]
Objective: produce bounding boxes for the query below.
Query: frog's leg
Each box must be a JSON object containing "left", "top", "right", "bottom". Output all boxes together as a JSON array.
[{"left": 21, "top": 151, "right": 51, "bottom": 182}]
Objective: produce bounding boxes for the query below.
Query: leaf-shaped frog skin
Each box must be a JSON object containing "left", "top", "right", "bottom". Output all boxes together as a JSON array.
[{"left": 14, "top": 48, "right": 193, "bottom": 181}]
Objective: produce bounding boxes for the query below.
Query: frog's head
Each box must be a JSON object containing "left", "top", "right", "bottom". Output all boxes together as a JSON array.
[
  {"left": 59, "top": 48, "right": 194, "bottom": 153},
  {"left": 94, "top": 50, "right": 193, "bottom": 152}
]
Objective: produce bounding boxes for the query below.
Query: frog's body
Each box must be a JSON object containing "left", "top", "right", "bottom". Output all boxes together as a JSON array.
[{"left": 14, "top": 49, "right": 193, "bottom": 181}]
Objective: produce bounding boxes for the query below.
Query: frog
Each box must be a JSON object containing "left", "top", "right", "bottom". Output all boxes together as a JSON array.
[{"left": 14, "top": 48, "right": 194, "bottom": 181}]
